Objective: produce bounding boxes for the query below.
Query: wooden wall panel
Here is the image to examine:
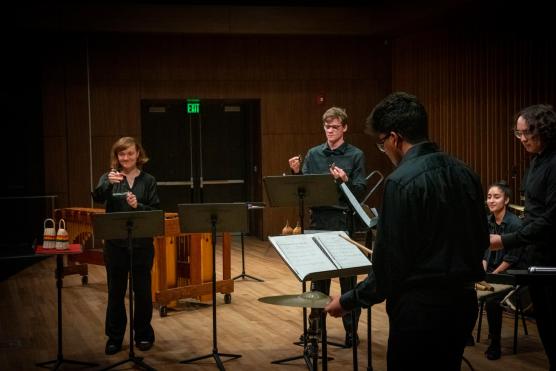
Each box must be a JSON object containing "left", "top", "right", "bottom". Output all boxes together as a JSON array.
[
  {"left": 90, "top": 82, "right": 141, "bottom": 137},
  {"left": 392, "top": 31, "right": 556, "bottom": 200},
  {"left": 42, "top": 33, "right": 391, "bottom": 237},
  {"left": 43, "top": 136, "right": 68, "bottom": 205}
]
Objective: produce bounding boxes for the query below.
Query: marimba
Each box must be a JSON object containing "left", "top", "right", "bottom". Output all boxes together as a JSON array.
[{"left": 54, "top": 207, "right": 234, "bottom": 316}]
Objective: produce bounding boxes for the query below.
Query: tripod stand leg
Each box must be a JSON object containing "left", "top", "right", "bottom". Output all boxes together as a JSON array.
[
  {"left": 101, "top": 356, "right": 156, "bottom": 371},
  {"left": 271, "top": 354, "right": 306, "bottom": 364},
  {"left": 232, "top": 233, "right": 264, "bottom": 282}
]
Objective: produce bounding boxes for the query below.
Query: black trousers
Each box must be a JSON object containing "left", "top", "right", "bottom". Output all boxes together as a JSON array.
[
  {"left": 386, "top": 287, "right": 477, "bottom": 371},
  {"left": 104, "top": 243, "right": 155, "bottom": 344},
  {"left": 485, "top": 287, "right": 513, "bottom": 343},
  {"left": 530, "top": 282, "right": 556, "bottom": 370}
]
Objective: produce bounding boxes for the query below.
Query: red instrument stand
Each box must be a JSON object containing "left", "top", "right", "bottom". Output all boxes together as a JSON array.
[{"left": 35, "top": 244, "right": 98, "bottom": 370}]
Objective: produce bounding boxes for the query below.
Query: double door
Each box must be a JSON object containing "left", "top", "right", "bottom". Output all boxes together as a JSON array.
[{"left": 141, "top": 99, "right": 261, "bottom": 218}]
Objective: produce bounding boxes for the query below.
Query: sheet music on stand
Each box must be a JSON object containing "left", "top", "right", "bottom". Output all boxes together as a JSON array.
[
  {"left": 339, "top": 182, "right": 378, "bottom": 229},
  {"left": 268, "top": 231, "right": 372, "bottom": 282}
]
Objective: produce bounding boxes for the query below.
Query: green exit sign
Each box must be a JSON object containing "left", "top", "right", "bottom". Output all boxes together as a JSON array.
[{"left": 187, "top": 99, "right": 200, "bottom": 114}]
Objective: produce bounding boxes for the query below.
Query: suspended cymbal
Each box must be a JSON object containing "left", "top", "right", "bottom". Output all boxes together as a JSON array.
[
  {"left": 258, "top": 291, "right": 331, "bottom": 308},
  {"left": 509, "top": 204, "right": 525, "bottom": 212}
]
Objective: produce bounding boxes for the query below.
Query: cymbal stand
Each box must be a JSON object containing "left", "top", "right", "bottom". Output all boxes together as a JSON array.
[{"left": 271, "top": 282, "right": 333, "bottom": 369}]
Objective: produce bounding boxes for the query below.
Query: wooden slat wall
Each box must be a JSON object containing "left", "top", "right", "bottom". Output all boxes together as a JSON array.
[
  {"left": 42, "top": 33, "right": 392, "bottom": 238},
  {"left": 391, "top": 30, "right": 556, "bottom": 199}
]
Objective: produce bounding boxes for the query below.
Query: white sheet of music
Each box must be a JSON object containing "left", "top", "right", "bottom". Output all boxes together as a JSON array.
[
  {"left": 313, "top": 231, "right": 371, "bottom": 269},
  {"left": 268, "top": 234, "right": 337, "bottom": 281}
]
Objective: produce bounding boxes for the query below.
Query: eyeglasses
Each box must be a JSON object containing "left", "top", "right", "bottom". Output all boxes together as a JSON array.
[
  {"left": 323, "top": 124, "right": 344, "bottom": 131},
  {"left": 376, "top": 133, "right": 391, "bottom": 152},
  {"left": 514, "top": 129, "right": 533, "bottom": 139}
]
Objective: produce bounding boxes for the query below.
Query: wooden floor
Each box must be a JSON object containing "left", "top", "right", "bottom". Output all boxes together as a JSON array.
[{"left": 0, "top": 235, "right": 549, "bottom": 370}]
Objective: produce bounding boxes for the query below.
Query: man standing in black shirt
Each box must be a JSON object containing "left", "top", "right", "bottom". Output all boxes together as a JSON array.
[
  {"left": 288, "top": 106, "right": 366, "bottom": 346},
  {"left": 325, "top": 92, "right": 488, "bottom": 370},
  {"left": 490, "top": 104, "right": 556, "bottom": 370}
]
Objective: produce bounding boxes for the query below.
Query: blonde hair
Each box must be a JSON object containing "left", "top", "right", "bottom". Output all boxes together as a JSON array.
[
  {"left": 322, "top": 107, "right": 348, "bottom": 125},
  {"left": 109, "top": 137, "right": 149, "bottom": 170}
]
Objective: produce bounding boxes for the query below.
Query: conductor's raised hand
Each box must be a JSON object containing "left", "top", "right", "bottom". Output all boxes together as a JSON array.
[{"left": 288, "top": 155, "right": 302, "bottom": 174}]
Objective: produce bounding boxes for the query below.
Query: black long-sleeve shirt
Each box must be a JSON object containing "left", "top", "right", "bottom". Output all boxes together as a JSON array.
[
  {"left": 341, "top": 142, "right": 489, "bottom": 310},
  {"left": 91, "top": 171, "right": 160, "bottom": 248},
  {"left": 301, "top": 141, "right": 367, "bottom": 202},
  {"left": 299, "top": 142, "right": 366, "bottom": 230},
  {"left": 502, "top": 147, "right": 556, "bottom": 266}
]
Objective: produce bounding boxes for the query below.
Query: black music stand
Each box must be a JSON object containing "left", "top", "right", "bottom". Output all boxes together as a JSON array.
[
  {"left": 35, "top": 244, "right": 99, "bottom": 371},
  {"left": 263, "top": 174, "right": 338, "bottom": 232},
  {"left": 93, "top": 210, "right": 164, "bottom": 371},
  {"left": 233, "top": 202, "right": 265, "bottom": 282},
  {"left": 263, "top": 174, "right": 339, "bottom": 367},
  {"left": 177, "top": 203, "right": 247, "bottom": 371}
]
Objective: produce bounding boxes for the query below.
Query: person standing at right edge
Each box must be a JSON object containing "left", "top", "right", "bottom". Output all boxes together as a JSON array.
[
  {"left": 288, "top": 107, "right": 367, "bottom": 347},
  {"left": 325, "top": 92, "right": 488, "bottom": 371},
  {"left": 490, "top": 104, "right": 556, "bottom": 370}
]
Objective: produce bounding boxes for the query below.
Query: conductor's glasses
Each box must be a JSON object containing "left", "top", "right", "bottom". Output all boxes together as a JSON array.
[
  {"left": 376, "top": 133, "right": 391, "bottom": 152},
  {"left": 514, "top": 129, "right": 533, "bottom": 139}
]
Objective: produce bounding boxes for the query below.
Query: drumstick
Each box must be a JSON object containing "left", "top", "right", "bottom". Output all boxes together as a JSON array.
[{"left": 339, "top": 234, "right": 373, "bottom": 255}]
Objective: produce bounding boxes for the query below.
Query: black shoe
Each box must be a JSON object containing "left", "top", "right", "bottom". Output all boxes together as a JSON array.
[
  {"left": 345, "top": 333, "right": 360, "bottom": 348},
  {"left": 136, "top": 340, "right": 153, "bottom": 351},
  {"left": 485, "top": 343, "right": 501, "bottom": 360},
  {"left": 105, "top": 339, "right": 122, "bottom": 355}
]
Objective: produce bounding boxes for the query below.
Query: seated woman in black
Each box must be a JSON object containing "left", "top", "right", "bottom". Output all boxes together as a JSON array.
[{"left": 482, "top": 180, "right": 524, "bottom": 360}]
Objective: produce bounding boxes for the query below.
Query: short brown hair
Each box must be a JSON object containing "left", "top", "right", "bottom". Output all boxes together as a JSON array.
[
  {"left": 110, "top": 137, "right": 149, "bottom": 170},
  {"left": 322, "top": 107, "right": 348, "bottom": 125}
]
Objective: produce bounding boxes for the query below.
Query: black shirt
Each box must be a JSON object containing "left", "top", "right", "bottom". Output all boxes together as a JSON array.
[
  {"left": 502, "top": 147, "right": 556, "bottom": 266},
  {"left": 91, "top": 171, "right": 160, "bottom": 248},
  {"left": 484, "top": 211, "right": 523, "bottom": 271},
  {"left": 300, "top": 141, "right": 366, "bottom": 230},
  {"left": 341, "top": 142, "right": 489, "bottom": 310}
]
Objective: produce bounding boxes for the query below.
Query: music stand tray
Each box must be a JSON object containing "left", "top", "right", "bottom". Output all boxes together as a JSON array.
[
  {"left": 263, "top": 174, "right": 338, "bottom": 207},
  {"left": 92, "top": 210, "right": 164, "bottom": 240},
  {"left": 177, "top": 203, "right": 247, "bottom": 371},
  {"left": 93, "top": 210, "right": 164, "bottom": 371}
]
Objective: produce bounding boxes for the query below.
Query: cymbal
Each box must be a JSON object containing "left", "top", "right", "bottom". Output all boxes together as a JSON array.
[
  {"left": 258, "top": 291, "right": 331, "bottom": 308},
  {"left": 509, "top": 204, "right": 525, "bottom": 212}
]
